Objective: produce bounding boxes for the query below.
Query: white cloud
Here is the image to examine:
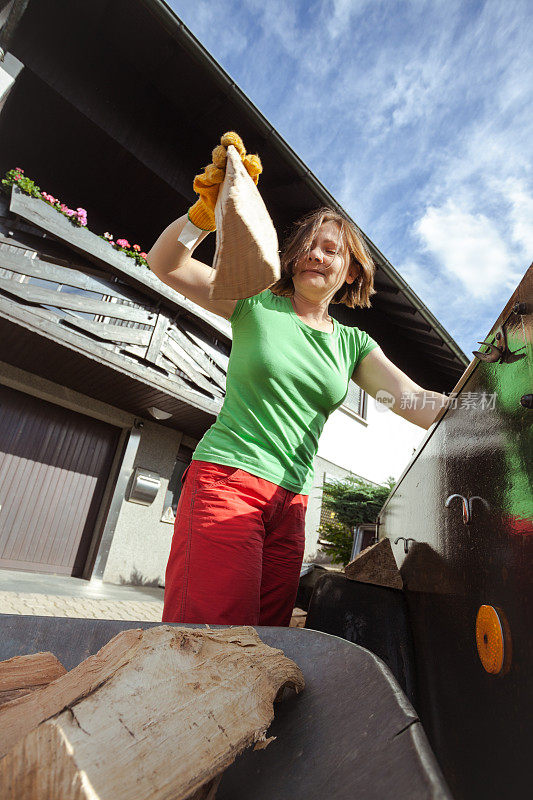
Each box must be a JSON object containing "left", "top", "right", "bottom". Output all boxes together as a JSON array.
[
  {"left": 414, "top": 200, "right": 521, "bottom": 299},
  {"left": 494, "top": 177, "right": 533, "bottom": 261},
  {"left": 326, "top": 0, "right": 374, "bottom": 39}
]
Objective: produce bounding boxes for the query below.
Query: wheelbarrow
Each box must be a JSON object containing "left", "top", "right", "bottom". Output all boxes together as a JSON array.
[{"left": 0, "top": 614, "right": 451, "bottom": 799}]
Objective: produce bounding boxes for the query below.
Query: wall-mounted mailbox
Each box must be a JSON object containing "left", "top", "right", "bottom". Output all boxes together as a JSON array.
[{"left": 127, "top": 468, "right": 161, "bottom": 506}]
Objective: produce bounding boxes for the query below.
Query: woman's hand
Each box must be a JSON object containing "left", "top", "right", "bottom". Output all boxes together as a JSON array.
[
  {"left": 188, "top": 132, "right": 262, "bottom": 231},
  {"left": 352, "top": 347, "right": 450, "bottom": 429}
]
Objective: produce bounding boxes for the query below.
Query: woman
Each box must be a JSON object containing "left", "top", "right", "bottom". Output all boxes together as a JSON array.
[{"left": 147, "top": 136, "right": 447, "bottom": 627}]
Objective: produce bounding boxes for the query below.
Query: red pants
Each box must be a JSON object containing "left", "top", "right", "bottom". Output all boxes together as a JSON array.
[{"left": 162, "top": 460, "right": 308, "bottom": 626}]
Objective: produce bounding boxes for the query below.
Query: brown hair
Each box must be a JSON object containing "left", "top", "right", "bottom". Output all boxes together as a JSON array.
[{"left": 270, "top": 207, "right": 376, "bottom": 308}]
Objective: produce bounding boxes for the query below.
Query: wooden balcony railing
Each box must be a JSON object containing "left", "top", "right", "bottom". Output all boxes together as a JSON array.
[{"left": 0, "top": 187, "right": 229, "bottom": 412}]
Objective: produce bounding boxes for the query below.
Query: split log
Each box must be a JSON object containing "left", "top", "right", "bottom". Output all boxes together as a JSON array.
[
  {"left": 345, "top": 538, "right": 403, "bottom": 589},
  {"left": 0, "top": 625, "right": 304, "bottom": 800},
  {"left": 289, "top": 608, "right": 307, "bottom": 628},
  {"left": 0, "top": 652, "right": 66, "bottom": 707}
]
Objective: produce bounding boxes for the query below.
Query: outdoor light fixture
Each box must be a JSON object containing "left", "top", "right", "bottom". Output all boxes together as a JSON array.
[{"left": 147, "top": 406, "right": 172, "bottom": 420}]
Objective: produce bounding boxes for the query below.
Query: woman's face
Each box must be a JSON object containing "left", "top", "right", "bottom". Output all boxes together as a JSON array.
[{"left": 292, "top": 220, "right": 358, "bottom": 301}]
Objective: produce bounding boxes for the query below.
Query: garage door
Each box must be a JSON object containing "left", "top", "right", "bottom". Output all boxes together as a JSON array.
[{"left": 0, "top": 385, "right": 121, "bottom": 575}]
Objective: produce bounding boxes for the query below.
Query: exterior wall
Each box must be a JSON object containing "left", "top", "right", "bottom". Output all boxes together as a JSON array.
[
  {"left": 302, "top": 397, "right": 427, "bottom": 559},
  {"left": 101, "top": 421, "right": 183, "bottom": 587},
  {"left": 318, "top": 398, "right": 426, "bottom": 484},
  {"left": 0, "top": 52, "right": 23, "bottom": 115}
]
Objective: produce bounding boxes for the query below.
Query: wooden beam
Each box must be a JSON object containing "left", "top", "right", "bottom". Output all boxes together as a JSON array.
[
  {"left": 372, "top": 298, "right": 417, "bottom": 315},
  {"left": 0, "top": 276, "right": 155, "bottom": 324},
  {"left": 59, "top": 315, "right": 151, "bottom": 346},
  {"left": 167, "top": 325, "right": 226, "bottom": 391},
  {"left": 386, "top": 315, "right": 432, "bottom": 333},
  {"left": 160, "top": 338, "right": 222, "bottom": 397},
  {"left": 0, "top": 247, "right": 139, "bottom": 303},
  {"left": 145, "top": 310, "right": 169, "bottom": 363},
  {"left": 390, "top": 326, "right": 445, "bottom": 348},
  {"left": 373, "top": 283, "right": 400, "bottom": 295},
  {"left": 182, "top": 324, "right": 230, "bottom": 372}
]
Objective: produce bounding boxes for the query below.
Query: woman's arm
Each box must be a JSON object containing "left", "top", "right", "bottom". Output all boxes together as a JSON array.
[
  {"left": 352, "top": 347, "right": 449, "bottom": 429},
  {"left": 145, "top": 214, "right": 237, "bottom": 320}
]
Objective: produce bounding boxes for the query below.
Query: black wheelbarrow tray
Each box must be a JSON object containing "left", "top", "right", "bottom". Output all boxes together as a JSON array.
[{"left": 0, "top": 614, "right": 452, "bottom": 799}]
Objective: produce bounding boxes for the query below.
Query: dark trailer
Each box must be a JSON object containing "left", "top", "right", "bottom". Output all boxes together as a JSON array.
[{"left": 308, "top": 265, "right": 533, "bottom": 799}]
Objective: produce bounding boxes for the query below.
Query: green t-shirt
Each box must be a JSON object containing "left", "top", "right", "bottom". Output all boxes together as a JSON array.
[{"left": 192, "top": 290, "right": 379, "bottom": 494}]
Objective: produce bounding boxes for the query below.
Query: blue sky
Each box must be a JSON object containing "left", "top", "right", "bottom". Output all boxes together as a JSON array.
[{"left": 169, "top": 0, "right": 532, "bottom": 356}]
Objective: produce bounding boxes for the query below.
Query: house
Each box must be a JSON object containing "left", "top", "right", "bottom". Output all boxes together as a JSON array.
[{"left": 0, "top": 0, "right": 468, "bottom": 585}]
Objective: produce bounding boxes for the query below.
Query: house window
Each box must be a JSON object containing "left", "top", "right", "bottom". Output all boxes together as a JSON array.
[
  {"left": 320, "top": 472, "right": 339, "bottom": 527},
  {"left": 341, "top": 382, "right": 366, "bottom": 420}
]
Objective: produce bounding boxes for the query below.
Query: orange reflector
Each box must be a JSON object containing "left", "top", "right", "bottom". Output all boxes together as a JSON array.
[{"left": 476, "top": 605, "right": 507, "bottom": 674}]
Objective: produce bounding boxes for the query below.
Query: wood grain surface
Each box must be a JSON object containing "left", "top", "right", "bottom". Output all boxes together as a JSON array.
[{"left": 0, "top": 625, "right": 304, "bottom": 800}]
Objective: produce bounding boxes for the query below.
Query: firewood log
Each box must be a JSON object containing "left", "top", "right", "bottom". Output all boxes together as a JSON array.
[
  {"left": 0, "top": 625, "right": 304, "bottom": 800},
  {"left": 345, "top": 538, "right": 403, "bottom": 589},
  {"left": 0, "top": 652, "right": 66, "bottom": 707}
]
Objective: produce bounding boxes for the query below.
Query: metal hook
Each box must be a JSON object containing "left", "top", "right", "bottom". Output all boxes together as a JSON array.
[
  {"left": 394, "top": 536, "right": 416, "bottom": 554},
  {"left": 473, "top": 324, "right": 525, "bottom": 364},
  {"left": 445, "top": 494, "right": 471, "bottom": 524}
]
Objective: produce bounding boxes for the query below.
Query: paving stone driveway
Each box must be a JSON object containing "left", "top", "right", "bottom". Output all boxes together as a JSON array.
[
  {"left": 0, "top": 569, "right": 164, "bottom": 621},
  {"left": 0, "top": 590, "right": 164, "bottom": 621}
]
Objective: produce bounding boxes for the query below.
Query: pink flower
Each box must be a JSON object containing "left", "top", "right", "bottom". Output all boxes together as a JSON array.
[
  {"left": 140, "top": 252, "right": 147, "bottom": 258},
  {"left": 14, "top": 175, "right": 20, "bottom": 181},
  {"left": 133, "top": 244, "right": 141, "bottom": 252},
  {"left": 116, "top": 238, "right": 130, "bottom": 248},
  {"left": 14, "top": 167, "right": 23, "bottom": 172}
]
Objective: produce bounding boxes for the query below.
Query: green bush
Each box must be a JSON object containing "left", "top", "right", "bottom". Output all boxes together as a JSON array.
[{"left": 318, "top": 474, "right": 396, "bottom": 565}]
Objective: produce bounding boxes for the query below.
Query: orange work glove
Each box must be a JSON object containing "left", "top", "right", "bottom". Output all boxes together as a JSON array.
[{"left": 188, "top": 131, "right": 263, "bottom": 231}]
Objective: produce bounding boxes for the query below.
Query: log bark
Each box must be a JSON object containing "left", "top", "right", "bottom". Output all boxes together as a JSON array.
[
  {"left": 0, "top": 652, "right": 66, "bottom": 707},
  {"left": 345, "top": 538, "right": 404, "bottom": 589},
  {"left": 0, "top": 625, "right": 304, "bottom": 800}
]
